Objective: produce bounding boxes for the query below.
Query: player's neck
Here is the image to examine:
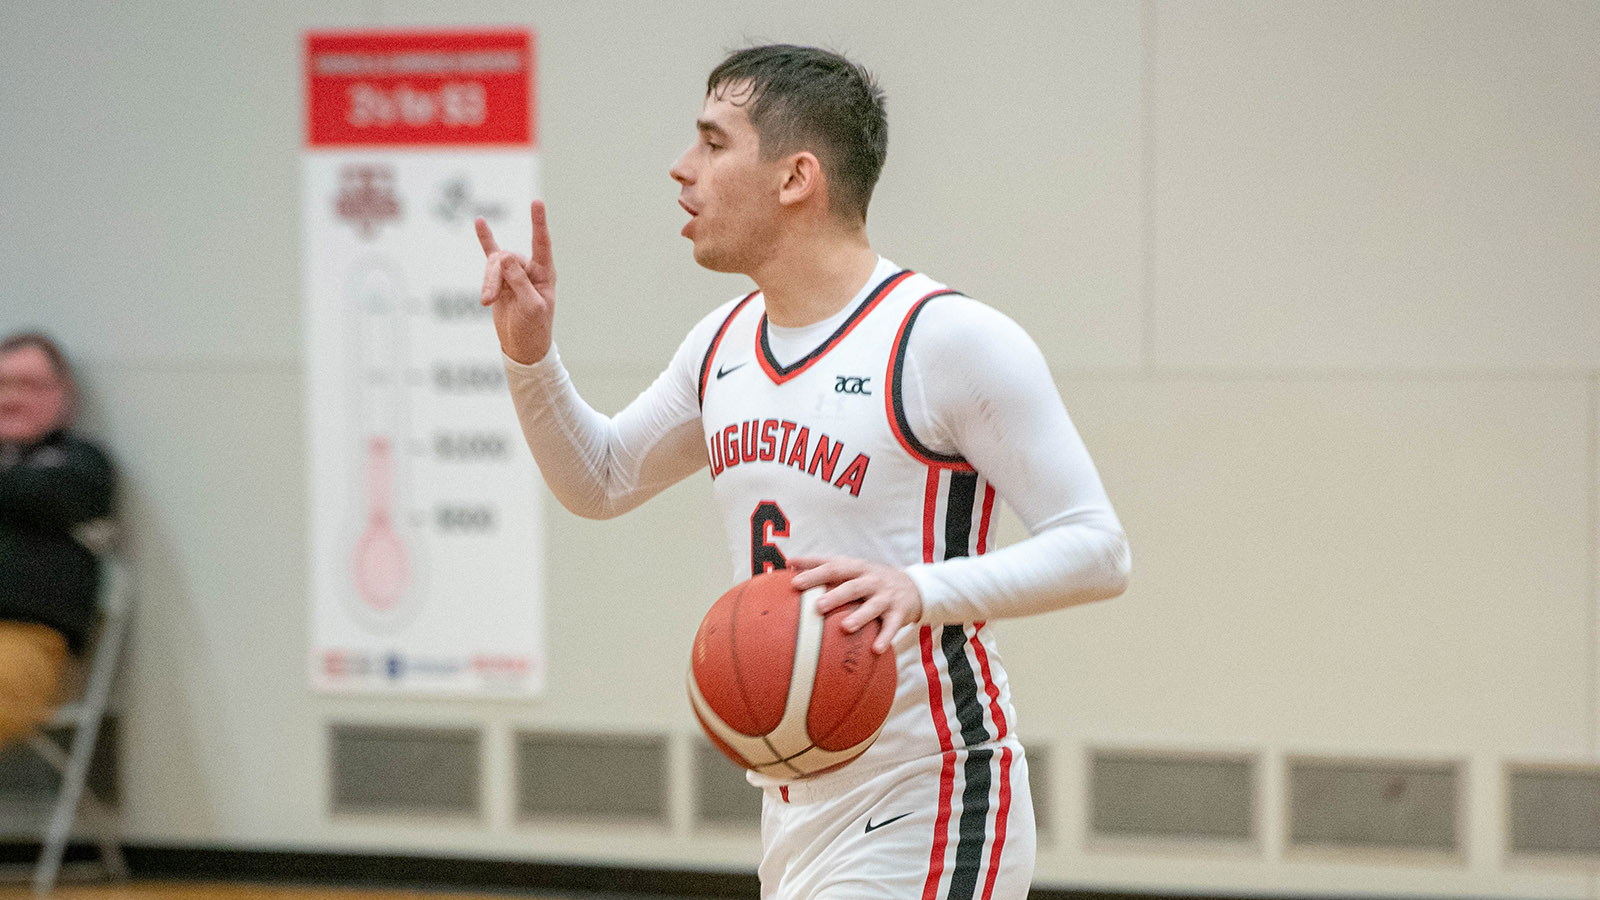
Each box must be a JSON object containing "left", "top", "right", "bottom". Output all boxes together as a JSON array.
[{"left": 752, "top": 230, "right": 879, "bottom": 328}]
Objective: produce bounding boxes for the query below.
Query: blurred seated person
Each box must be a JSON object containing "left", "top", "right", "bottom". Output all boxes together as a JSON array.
[{"left": 0, "top": 332, "right": 115, "bottom": 749}]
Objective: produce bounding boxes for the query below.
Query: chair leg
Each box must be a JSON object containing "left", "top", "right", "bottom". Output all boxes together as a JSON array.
[
  {"left": 32, "top": 717, "right": 108, "bottom": 897},
  {"left": 22, "top": 733, "right": 67, "bottom": 770},
  {"left": 24, "top": 734, "right": 128, "bottom": 888},
  {"left": 31, "top": 798, "right": 71, "bottom": 897},
  {"left": 81, "top": 792, "right": 128, "bottom": 881}
]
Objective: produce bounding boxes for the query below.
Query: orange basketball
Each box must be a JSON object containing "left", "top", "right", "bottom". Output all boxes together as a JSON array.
[{"left": 688, "top": 569, "right": 897, "bottom": 778}]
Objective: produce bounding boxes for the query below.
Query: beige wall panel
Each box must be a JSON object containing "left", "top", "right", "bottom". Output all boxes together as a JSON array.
[
  {"left": 1000, "top": 376, "right": 1591, "bottom": 756},
  {"left": 1148, "top": 2, "right": 1600, "bottom": 369},
  {"left": 0, "top": 1, "right": 367, "bottom": 364},
  {"left": 87, "top": 362, "right": 321, "bottom": 839}
]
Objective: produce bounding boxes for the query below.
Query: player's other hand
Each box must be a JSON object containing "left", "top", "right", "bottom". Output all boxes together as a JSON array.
[
  {"left": 789, "top": 556, "right": 922, "bottom": 654},
  {"left": 476, "top": 200, "right": 556, "bottom": 365}
]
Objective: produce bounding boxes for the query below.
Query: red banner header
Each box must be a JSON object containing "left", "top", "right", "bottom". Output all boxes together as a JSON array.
[{"left": 305, "top": 29, "right": 534, "bottom": 147}]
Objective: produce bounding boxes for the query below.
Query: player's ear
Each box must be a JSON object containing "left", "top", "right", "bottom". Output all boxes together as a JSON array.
[{"left": 776, "top": 151, "right": 822, "bottom": 208}]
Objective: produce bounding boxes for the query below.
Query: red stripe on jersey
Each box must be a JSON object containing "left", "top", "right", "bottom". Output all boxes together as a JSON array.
[
  {"left": 969, "top": 631, "right": 1009, "bottom": 741},
  {"left": 757, "top": 270, "right": 914, "bottom": 386},
  {"left": 884, "top": 291, "right": 976, "bottom": 472},
  {"left": 919, "top": 626, "right": 957, "bottom": 900},
  {"left": 922, "top": 467, "right": 941, "bottom": 564},
  {"left": 975, "top": 484, "right": 996, "bottom": 555},
  {"left": 697, "top": 291, "right": 760, "bottom": 407},
  {"left": 980, "top": 746, "right": 1014, "bottom": 900}
]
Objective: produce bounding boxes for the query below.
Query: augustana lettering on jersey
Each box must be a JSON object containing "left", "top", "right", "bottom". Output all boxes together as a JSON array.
[{"left": 706, "top": 418, "right": 871, "bottom": 497}]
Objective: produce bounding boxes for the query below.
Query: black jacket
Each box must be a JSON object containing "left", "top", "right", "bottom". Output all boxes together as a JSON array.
[{"left": 0, "top": 429, "right": 115, "bottom": 653}]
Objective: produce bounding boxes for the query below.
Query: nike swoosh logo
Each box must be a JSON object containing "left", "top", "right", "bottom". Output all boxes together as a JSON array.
[
  {"left": 716, "top": 361, "right": 748, "bottom": 379},
  {"left": 864, "top": 812, "right": 913, "bottom": 833}
]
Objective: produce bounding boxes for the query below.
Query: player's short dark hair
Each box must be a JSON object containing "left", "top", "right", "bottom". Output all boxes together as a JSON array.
[{"left": 707, "top": 44, "right": 887, "bottom": 223}]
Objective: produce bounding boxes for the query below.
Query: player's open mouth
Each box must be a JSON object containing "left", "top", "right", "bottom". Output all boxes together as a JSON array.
[{"left": 679, "top": 198, "right": 699, "bottom": 237}]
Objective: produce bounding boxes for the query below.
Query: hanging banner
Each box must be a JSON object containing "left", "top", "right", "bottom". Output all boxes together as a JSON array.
[{"left": 303, "top": 29, "right": 544, "bottom": 696}]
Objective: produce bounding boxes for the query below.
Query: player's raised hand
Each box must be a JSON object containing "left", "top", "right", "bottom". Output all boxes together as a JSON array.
[
  {"left": 476, "top": 200, "right": 557, "bottom": 365},
  {"left": 789, "top": 556, "right": 923, "bottom": 654}
]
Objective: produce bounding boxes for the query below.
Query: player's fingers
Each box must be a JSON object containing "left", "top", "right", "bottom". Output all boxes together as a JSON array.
[
  {"left": 807, "top": 570, "right": 863, "bottom": 603},
  {"left": 501, "top": 254, "right": 541, "bottom": 303},
  {"left": 475, "top": 217, "right": 501, "bottom": 256},
  {"left": 839, "top": 586, "right": 893, "bottom": 632},
  {"left": 482, "top": 251, "right": 507, "bottom": 303},
  {"left": 791, "top": 557, "right": 865, "bottom": 591},
  {"left": 528, "top": 200, "right": 554, "bottom": 270},
  {"left": 871, "top": 612, "right": 901, "bottom": 653},
  {"left": 791, "top": 566, "right": 828, "bottom": 589},
  {"left": 818, "top": 577, "right": 875, "bottom": 621}
]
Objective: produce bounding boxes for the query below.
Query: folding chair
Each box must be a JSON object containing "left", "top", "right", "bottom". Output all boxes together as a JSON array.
[{"left": 24, "top": 553, "right": 133, "bottom": 896}]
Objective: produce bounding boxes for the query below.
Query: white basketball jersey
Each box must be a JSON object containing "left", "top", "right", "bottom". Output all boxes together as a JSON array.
[{"left": 698, "top": 269, "right": 1020, "bottom": 786}]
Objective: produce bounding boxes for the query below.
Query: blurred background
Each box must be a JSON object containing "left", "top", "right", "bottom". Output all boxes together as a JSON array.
[{"left": 1, "top": 1, "right": 1596, "bottom": 898}]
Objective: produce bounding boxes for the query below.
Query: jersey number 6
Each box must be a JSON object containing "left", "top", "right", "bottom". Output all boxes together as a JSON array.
[{"left": 749, "top": 500, "right": 788, "bottom": 576}]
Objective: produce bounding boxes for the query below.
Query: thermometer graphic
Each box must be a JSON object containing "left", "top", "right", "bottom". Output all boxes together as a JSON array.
[
  {"left": 353, "top": 435, "right": 407, "bottom": 610},
  {"left": 345, "top": 258, "right": 423, "bottom": 632}
]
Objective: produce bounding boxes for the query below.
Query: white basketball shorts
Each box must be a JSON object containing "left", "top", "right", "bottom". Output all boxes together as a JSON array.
[{"left": 758, "top": 740, "right": 1035, "bottom": 900}]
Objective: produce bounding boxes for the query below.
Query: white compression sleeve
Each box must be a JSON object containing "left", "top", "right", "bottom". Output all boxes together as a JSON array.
[
  {"left": 502, "top": 319, "right": 717, "bottom": 519},
  {"left": 898, "top": 297, "right": 1131, "bottom": 624}
]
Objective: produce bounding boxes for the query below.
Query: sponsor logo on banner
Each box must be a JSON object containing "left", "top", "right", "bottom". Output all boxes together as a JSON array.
[
  {"left": 380, "top": 652, "right": 469, "bottom": 681},
  {"left": 323, "top": 649, "right": 375, "bottom": 679},
  {"left": 472, "top": 653, "right": 533, "bottom": 688},
  {"left": 336, "top": 164, "right": 402, "bottom": 238},
  {"left": 433, "top": 175, "right": 506, "bottom": 224}
]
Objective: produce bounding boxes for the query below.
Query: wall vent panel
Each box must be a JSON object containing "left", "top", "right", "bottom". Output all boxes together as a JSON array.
[
  {"left": 1089, "top": 750, "right": 1254, "bottom": 841},
  {"left": 517, "top": 732, "right": 666, "bottom": 823},
  {"left": 328, "top": 724, "right": 479, "bottom": 817},
  {"left": 1287, "top": 758, "right": 1458, "bottom": 852},
  {"left": 1508, "top": 766, "right": 1600, "bottom": 856},
  {"left": 694, "top": 739, "right": 760, "bottom": 828}
]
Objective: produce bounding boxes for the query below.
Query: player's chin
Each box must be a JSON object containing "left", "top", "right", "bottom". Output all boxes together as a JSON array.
[{"left": 689, "top": 241, "right": 742, "bottom": 274}]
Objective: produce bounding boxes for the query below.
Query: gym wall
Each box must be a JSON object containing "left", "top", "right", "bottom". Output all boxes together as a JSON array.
[{"left": 1, "top": 1, "right": 1596, "bottom": 897}]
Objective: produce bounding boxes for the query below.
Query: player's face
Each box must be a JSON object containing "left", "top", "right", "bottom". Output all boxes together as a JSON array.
[
  {"left": 0, "top": 345, "right": 68, "bottom": 444},
  {"left": 670, "top": 83, "right": 786, "bottom": 273}
]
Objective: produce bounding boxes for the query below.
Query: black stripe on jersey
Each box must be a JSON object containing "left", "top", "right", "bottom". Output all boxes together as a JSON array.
[
  {"left": 888, "top": 291, "right": 968, "bottom": 467},
  {"left": 943, "top": 471, "right": 978, "bottom": 561},
  {"left": 941, "top": 624, "right": 994, "bottom": 900},
  {"left": 949, "top": 748, "right": 995, "bottom": 900},
  {"left": 757, "top": 269, "right": 910, "bottom": 378},
  {"left": 941, "top": 625, "right": 993, "bottom": 749},
  {"left": 697, "top": 291, "right": 760, "bottom": 407}
]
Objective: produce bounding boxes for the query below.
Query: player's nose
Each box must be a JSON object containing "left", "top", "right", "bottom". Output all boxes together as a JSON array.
[{"left": 669, "top": 149, "right": 694, "bottom": 185}]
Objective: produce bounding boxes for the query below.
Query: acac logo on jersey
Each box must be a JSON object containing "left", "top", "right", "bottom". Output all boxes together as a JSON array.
[{"left": 834, "top": 375, "right": 872, "bottom": 395}]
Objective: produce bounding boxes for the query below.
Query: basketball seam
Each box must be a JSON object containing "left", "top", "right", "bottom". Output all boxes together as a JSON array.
[{"left": 764, "top": 586, "right": 826, "bottom": 761}]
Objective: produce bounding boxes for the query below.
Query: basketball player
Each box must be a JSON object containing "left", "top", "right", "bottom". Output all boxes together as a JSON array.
[{"left": 476, "top": 45, "right": 1129, "bottom": 900}]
